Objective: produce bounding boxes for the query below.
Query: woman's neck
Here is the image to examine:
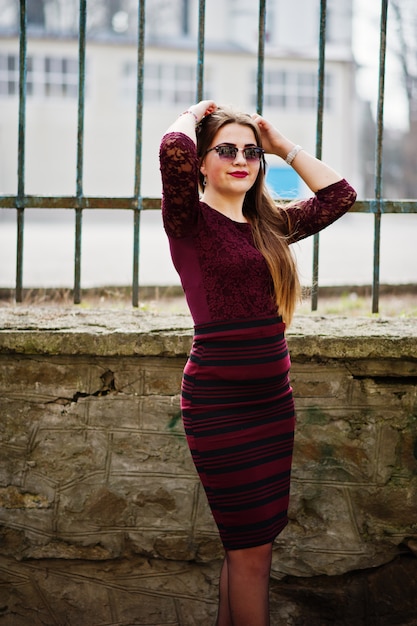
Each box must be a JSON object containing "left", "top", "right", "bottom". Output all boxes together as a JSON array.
[{"left": 201, "top": 190, "right": 247, "bottom": 223}]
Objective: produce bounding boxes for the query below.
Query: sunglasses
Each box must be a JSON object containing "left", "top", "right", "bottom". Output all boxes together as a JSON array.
[{"left": 206, "top": 144, "right": 265, "bottom": 162}]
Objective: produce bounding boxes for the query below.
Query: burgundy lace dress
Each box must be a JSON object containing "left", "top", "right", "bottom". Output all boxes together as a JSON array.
[{"left": 160, "top": 132, "right": 357, "bottom": 550}]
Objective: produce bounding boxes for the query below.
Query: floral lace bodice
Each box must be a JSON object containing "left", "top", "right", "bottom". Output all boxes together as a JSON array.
[{"left": 159, "top": 132, "right": 356, "bottom": 325}]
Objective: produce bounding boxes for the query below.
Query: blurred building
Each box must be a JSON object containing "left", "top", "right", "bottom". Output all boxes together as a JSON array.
[{"left": 0, "top": 0, "right": 362, "bottom": 199}]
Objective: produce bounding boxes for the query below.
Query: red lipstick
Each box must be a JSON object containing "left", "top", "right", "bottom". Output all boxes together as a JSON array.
[{"left": 230, "top": 171, "right": 248, "bottom": 178}]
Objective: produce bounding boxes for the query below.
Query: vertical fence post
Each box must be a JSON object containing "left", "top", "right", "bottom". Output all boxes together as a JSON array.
[
  {"left": 372, "top": 0, "right": 388, "bottom": 314},
  {"left": 74, "top": 0, "right": 87, "bottom": 304},
  {"left": 132, "top": 0, "right": 146, "bottom": 307},
  {"left": 311, "top": 0, "right": 327, "bottom": 311},
  {"left": 196, "top": 0, "right": 205, "bottom": 102},
  {"left": 256, "top": 0, "right": 266, "bottom": 116},
  {"left": 16, "top": 0, "right": 27, "bottom": 303}
]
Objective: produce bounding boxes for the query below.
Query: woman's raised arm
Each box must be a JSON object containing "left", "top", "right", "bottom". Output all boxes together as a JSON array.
[{"left": 252, "top": 113, "right": 343, "bottom": 193}]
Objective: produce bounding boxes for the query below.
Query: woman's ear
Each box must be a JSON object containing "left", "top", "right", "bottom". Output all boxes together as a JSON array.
[{"left": 200, "top": 162, "right": 207, "bottom": 177}]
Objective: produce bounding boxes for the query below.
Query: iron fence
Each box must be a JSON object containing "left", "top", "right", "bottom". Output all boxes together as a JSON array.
[{"left": 0, "top": 0, "right": 415, "bottom": 311}]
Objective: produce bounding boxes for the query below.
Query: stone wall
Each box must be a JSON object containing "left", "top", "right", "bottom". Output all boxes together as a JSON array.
[{"left": 0, "top": 309, "right": 416, "bottom": 625}]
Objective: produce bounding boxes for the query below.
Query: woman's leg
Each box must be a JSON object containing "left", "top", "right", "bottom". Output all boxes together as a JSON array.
[
  {"left": 216, "top": 543, "right": 273, "bottom": 626},
  {"left": 216, "top": 557, "right": 233, "bottom": 626}
]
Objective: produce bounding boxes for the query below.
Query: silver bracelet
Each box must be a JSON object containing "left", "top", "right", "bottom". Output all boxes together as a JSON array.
[{"left": 285, "top": 144, "right": 303, "bottom": 166}]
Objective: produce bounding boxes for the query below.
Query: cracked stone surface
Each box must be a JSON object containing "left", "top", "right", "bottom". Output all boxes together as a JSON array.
[{"left": 1, "top": 308, "right": 416, "bottom": 624}]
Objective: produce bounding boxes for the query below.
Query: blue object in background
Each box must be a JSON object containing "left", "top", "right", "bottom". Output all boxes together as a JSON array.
[{"left": 266, "top": 166, "right": 301, "bottom": 198}]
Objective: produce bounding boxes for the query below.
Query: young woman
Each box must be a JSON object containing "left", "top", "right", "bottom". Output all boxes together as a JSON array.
[{"left": 159, "top": 100, "right": 356, "bottom": 626}]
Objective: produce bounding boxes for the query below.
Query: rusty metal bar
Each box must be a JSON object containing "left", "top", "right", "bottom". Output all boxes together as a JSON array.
[
  {"left": 196, "top": 0, "right": 205, "bottom": 101},
  {"left": 1, "top": 196, "right": 416, "bottom": 213},
  {"left": 74, "top": 0, "right": 87, "bottom": 304},
  {"left": 311, "top": 0, "right": 327, "bottom": 311},
  {"left": 372, "top": 0, "right": 388, "bottom": 314},
  {"left": 0, "top": 196, "right": 159, "bottom": 210},
  {"left": 348, "top": 199, "right": 417, "bottom": 214},
  {"left": 16, "top": 0, "right": 27, "bottom": 303},
  {"left": 256, "top": 0, "right": 266, "bottom": 115},
  {"left": 132, "top": 0, "right": 146, "bottom": 307}
]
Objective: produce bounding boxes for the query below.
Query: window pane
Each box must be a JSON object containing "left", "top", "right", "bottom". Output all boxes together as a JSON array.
[
  {"left": 144, "top": 62, "right": 197, "bottom": 105},
  {"left": 7, "top": 55, "right": 16, "bottom": 71}
]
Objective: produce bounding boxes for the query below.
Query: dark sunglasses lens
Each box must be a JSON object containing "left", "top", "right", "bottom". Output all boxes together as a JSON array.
[
  {"left": 217, "top": 146, "right": 237, "bottom": 159},
  {"left": 244, "top": 148, "right": 262, "bottom": 160},
  {"left": 214, "top": 145, "right": 263, "bottom": 161}
]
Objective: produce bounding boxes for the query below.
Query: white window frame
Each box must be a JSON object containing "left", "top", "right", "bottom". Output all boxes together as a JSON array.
[
  {"left": 0, "top": 53, "right": 79, "bottom": 99},
  {"left": 122, "top": 60, "right": 211, "bottom": 105},
  {"left": 259, "top": 69, "right": 333, "bottom": 111},
  {"left": 0, "top": 54, "right": 19, "bottom": 96}
]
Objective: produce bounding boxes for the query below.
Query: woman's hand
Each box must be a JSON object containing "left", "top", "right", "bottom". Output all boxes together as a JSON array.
[
  {"left": 251, "top": 114, "right": 293, "bottom": 160},
  {"left": 188, "top": 100, "right": 218, "bottom": 124},
  {"left": 252, "top": 113, "right": 342, "bottom": 192},
  {"left": 165, "top": 100, "right": 218, "bottom": 139}
]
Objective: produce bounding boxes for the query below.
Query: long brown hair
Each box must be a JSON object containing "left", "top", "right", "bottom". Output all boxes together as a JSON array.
[{"left": 197, "top": 106, "right": 301, "bottom": 324}]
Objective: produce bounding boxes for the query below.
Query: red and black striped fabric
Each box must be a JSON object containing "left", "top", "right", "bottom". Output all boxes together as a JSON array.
[{"left": 181, "top": 316, "right": 295, "bottom": 550}]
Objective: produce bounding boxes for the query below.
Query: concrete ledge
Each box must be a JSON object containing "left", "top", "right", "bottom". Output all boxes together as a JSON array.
[{"left": 0, "top": 307, "right": 416, "bottom": 359}]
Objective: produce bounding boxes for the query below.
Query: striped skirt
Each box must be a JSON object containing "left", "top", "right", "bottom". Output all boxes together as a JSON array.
[{"left": 181, "top": 316, "right": 295, "bottom": 550}]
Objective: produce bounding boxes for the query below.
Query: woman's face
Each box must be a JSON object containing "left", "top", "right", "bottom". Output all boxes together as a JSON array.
[{"left": 200, "top": 123, "right": 261, "bottom": 197}]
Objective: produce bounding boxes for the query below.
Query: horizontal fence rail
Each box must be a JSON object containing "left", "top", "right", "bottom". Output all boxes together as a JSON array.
[
  {"left": 0, "top": 0, "right": 415, "bottom": 312},
  {"left": 1, "top": 196, "right": 416, "bottom": 214}
]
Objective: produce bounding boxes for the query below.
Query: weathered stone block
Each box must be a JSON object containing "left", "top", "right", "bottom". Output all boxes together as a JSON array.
[
  {"left": 349, "top": 375, "right": 417, "bottom": 415},
  {"left": 1, "top": 506, "right": 55, "bottom": 543},
  {"left": 0, "top": 439, "right": 27, "bottom": 486},
  {"left": 110, "top": 430, "right": 192, "bottom": 475},
  {"left": 293, "top": 413, "right": 378, "bottom": 482},
  {"left": 374, "top": 423, "right": 402, "bottom": 484},
  {"left": 0, "top": 355, "right": 92, "bottom": 397},
  {"left": 291, "top": 363, "right": 349, "bottom": 402},
  {"left": 28, "top": 428, "right": 108, "bottom": 484},
  {"left": 143, "top": 358, "right": 185, "bottom": 395},
  {"left": 85, "top": 394, "right": 142, "bottom": 429},
  {"left": 0, "top": 310, "right": 416, "bottom": 624},
  {"left": 352, "top": 482, "right": 417, "bottom": 538},
  {"left": 140, "top": 394, "right": 182, "bottom": 431}
]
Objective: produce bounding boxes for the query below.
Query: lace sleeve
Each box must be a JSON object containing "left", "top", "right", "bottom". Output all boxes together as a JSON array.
[
  {"left": 159, "top": 132, "right": 201, "bottom": 238},
  {"left": 283, "top": 179, "right": 357, "bottom": 243}
]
